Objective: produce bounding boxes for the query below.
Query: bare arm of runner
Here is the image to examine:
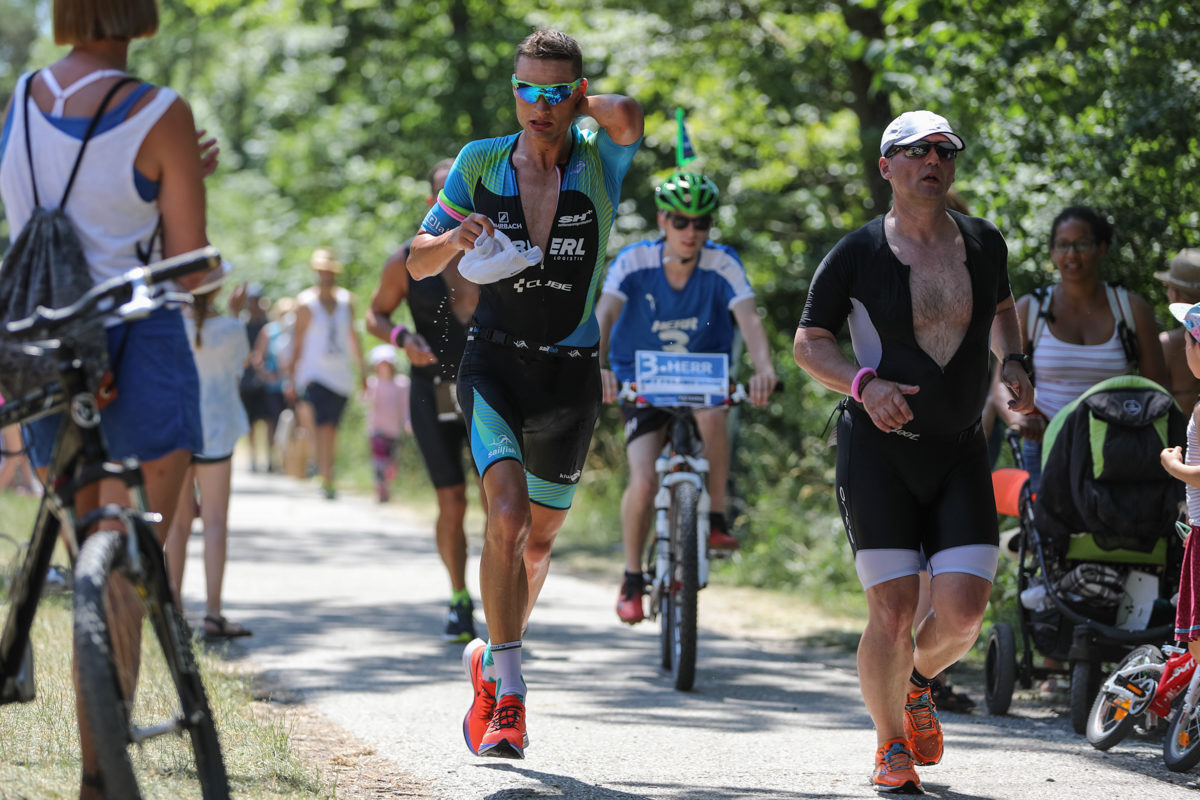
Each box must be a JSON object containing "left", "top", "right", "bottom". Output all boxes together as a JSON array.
[
  {"left": 366, "top": 246, "right": 438, "bottom": 368},
  {"left": 408, "top": 213, "right": 495, "bottom": 280},
  {"left": 793, "top": 326, "right": 919, "bottom": 432},
  {"left": 731, "top": 297, "right": 777, "bottom": 406},
  {"left": 596, "top": 292, "right": 625, "bottom": 404},
  {"left": 991, "top": 295, "right": 1036, "bottom": 415},
  {"left": 576, "top": 93, "right": 645, "bottom": 146}
]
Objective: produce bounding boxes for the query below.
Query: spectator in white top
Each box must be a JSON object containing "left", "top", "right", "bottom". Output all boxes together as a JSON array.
[
  {"left": 165, "top": 270, "right": 252, "bottom": 639},
  {"left": 286, "top": 247, "right": 365, "bottom": 499},
  {"left": 998, "top": 205, "right": 1166, "bottom": 492}
]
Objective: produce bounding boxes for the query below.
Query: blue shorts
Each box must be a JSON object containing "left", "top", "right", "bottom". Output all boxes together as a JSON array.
[{"left": 23, "top": 307, "right": 202, "bottom": 468}]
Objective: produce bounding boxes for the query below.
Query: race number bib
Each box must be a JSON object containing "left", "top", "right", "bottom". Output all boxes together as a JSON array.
[
  {"left": 633, "top": 351, "right": 729, "bottom": 407},
  {"left": 435, "top": 378, "right": 462, "bottom": 421}
]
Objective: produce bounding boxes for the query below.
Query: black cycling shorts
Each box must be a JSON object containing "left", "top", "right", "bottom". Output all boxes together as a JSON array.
[
  {"left": 410, "top": 373, "right": 472, "bottom": 489},
  {"left": 456, "top": 340, "right": 600, "bottom": 510},
  {"left": 303, "top": 381, "right": 349, "bottom": 427},
  {"left": 835, "top": 404, "right": 999, "bottom": 589}
]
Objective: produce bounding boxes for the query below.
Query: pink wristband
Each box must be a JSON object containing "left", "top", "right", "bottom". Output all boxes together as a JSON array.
[
  {"left": 850, "top": 367, "right": 877, "bottom": 403},
  {"left": 389, "top": 325, "right": 408, "bottom": 348}
]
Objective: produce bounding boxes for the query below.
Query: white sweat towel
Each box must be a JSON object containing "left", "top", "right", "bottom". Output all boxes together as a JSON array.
[{"left": 458, "top": 229, "right": 542, "bottom": 284}]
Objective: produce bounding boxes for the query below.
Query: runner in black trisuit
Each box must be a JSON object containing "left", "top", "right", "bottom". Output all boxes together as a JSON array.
[
  {"left": 366, "top": 160, "right": 485, "bottom": 645},
  {"left": 794, "top": 110, "right": 1035, "bottom": 794}
]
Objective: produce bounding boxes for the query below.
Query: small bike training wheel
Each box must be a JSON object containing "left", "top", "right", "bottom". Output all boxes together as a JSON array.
[{"left": 1086, "top": 644, "right": 1164, "bottom": 751}]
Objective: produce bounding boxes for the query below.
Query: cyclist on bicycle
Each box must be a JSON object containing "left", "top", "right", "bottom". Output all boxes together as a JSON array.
[{"left": 597, "top": 171, "right": 776, "bottom": 624}]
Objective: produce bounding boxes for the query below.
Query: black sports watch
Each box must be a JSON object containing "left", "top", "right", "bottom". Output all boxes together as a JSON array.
[{"left": 1002, "top": 353, "right": 1033, "bottom": 376}]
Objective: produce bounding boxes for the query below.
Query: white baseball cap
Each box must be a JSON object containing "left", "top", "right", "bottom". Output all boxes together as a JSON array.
[
  {"left": 880, "top": 110, "right": 965, "bottom": 156},
  {"left": 370, "top": 344, "right": 397, "bottom": 366}
]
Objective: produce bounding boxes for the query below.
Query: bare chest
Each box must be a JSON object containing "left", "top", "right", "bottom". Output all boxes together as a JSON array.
[
  {"left": 894, "top": 239, "right": 973, "bottom": 366},
  {"left": 516, "top": 168, "right": 562, "bottom": 257}
]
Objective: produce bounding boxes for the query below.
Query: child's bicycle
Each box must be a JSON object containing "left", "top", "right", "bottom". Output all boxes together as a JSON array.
[
  {"left": 1165, "top": 644, "right": 1200, "bottom": 771},
  {"left": 0, "top": 248, "right": 230, "bottom": 798},
  {"left": 618, "top": 364, "right": 777, "bottom": 692},
  {"left": 1086, "top": 643, "right": 1195, "bottom": 750}
]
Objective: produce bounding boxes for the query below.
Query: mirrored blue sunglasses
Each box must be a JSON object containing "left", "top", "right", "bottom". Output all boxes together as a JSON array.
[{"left": 511, "top": 75, "right": 582, "bottom": 106}]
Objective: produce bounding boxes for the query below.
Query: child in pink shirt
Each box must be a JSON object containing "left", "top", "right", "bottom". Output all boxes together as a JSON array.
[{"left": 365, "top": 345, "right": 411, "bottom": 502}]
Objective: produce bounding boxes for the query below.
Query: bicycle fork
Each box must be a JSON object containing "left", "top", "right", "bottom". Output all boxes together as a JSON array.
[{"left": 650, "top": 469, "right": 711, "bottom": 598}]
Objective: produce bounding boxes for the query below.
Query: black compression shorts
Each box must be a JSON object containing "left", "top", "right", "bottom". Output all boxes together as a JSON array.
[
  {"left": 835, "top": 403, "right": 999, "bottom": 589},
  {"left": 456, "top": 339, "right": 600, "bottom": 510},
  {"left": 410, "top": 373, "right": 472, "bottom": 489}
]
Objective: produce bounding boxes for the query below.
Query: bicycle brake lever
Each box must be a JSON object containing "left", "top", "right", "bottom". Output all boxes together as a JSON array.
[{"left": 117, "top": 280, "right": 156, "bottom": 320}]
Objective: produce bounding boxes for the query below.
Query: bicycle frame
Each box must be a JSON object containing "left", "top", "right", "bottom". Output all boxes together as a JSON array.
[{"left": 0, "top": 339, "right": 152, "bottom": 706}]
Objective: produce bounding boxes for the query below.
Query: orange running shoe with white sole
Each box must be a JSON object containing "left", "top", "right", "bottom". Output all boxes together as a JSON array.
[
  {"left": 462, "top": 639, "right": 496, "bottom": 754},
  {"left": 478, "top": 694, "right": 528, "bottom": 759},
  {"left": 871, "top": 738, "right": 923, "bottom": 794},
  {"left": 904, "top": 686, "right": 944, "bottom": 766}
]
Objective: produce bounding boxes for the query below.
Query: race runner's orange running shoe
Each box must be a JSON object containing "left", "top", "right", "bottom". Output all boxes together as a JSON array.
[
  {"left": 461, "top": 639, "right": 496, "bottom": 755},
  {"left": 871, "top": 738, "right": 923, "bottom": 794},
  {"left": 479, "top": 693, "right": 528, "bottom": 759},
  {"left": 904, "top": 686, "right": 944, "bottom": 766}
]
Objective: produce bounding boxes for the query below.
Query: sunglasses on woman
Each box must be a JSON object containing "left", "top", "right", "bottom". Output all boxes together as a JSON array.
[
  {"left": 511, "top": 75, "right": 583, "bottom": 106},
  {"left": 885, "top": 141, "right": 960, "bottom": 161},
  {"left": 668, "top": 214, "right": 713, "bottom": 231}
]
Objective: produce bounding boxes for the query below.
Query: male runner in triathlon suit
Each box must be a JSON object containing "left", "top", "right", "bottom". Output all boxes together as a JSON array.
[
  {"left": 366, "top": 158, "right": 484, "bottom": 643},
  {"left": 596, "top": 171, "right": 776, "bottom": 624},
  {"left": 408, "top": 29, "right": 643, "bottom": 759},
  {"left": 793, "top": 110, "right": 1034, "bottom": 793}
]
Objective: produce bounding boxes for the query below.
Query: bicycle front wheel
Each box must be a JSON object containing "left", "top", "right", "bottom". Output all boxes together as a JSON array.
[
  {"left": 74, "top": 527, "right": 229, "bottom": 799},
  {"left": 669, "top": 481, "right": 699, "bottom": 691}
]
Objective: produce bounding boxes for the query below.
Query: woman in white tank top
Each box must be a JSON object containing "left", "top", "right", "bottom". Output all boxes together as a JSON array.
[
  {"left": 0, "top": 3, "right": 218, "bottom": 796},
  {"left": 998, "top": 206, "right": 1168, "bottom": 491}
]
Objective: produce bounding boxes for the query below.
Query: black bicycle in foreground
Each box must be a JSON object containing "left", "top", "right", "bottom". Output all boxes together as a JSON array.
[{"left": 0, "top": 247, "right": 230, "bottom": 799}]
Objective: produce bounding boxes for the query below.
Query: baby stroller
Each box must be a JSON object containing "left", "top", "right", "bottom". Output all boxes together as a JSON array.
[{"left": 984, "top": 375, "right": 1186, "bottom": 734}]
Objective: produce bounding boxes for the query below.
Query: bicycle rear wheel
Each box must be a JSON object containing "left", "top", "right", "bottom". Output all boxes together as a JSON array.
[
  {"left": 1086, "top": 644, "right": 1163, "bottom": 751},
  {"left": 669, "top": 481, "right": 699, "bottom": 691},
  {"left": 74, "top": 527, "right": 229, "bottom": 799}
]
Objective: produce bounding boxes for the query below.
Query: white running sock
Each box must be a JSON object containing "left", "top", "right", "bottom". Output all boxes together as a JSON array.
[{"left": 489, "top": 639, "right": 526, "bottom": 698}]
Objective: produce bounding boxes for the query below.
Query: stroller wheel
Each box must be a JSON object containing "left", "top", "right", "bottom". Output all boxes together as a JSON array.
[
  {"left": 984, "top": 623, "right": 1017, "bottom": 715},
  {"left": 1070, "top": 660, "right": 1102, "bottom": 735},
  {"left": 1086, "top": 644, "right": 1164, "bottom": 751}
]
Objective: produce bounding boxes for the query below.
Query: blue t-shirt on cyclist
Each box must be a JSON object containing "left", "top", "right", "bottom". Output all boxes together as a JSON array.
[{"left": 603, "top": 238, "right": 754, "bottom": 384}]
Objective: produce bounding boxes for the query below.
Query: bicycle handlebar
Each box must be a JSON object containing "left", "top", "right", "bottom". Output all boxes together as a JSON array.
[{"left": 6, "top": 246, "right": 221, "bottom": 336}]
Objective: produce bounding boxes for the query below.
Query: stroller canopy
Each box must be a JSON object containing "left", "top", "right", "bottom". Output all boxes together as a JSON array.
[{"left": 1033, "top": 375, "right": 1185, "bottom": 554}]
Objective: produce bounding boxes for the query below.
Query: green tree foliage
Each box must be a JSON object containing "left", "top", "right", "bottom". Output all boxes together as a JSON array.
[{"left": 2, "top": 0, "right": 1196, "bottom": 591}]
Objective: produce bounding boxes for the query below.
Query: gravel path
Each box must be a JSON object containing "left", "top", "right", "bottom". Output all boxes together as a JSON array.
[{"left": 180, "top": 467, "right": 1200, "bottom": 798}]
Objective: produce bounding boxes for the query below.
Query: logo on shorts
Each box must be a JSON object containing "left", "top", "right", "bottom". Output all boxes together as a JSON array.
[
  {"left": 559, "top": 469, "right": 582, "bottom": 482},
  {"left": 499, "top": 212, "right": 509, "bottom": 223},
  {"left": 891, "top": 428, "right": 921, "bottom": 442},
  {"left": 487, "top": 434, "right": 518, "bottom": 460}
]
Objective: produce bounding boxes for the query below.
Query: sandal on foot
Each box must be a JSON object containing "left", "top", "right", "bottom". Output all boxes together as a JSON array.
[{"left": 203, "top": 614, "right": 252, "bottom": 639}]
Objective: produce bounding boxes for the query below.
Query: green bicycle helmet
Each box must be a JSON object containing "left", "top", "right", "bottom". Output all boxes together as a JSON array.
[{"left": 655, "top": 171, "right": 720, "bottom": 216}]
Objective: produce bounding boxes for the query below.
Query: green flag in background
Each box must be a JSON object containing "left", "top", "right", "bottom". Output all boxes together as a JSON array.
[{"left": 675, "top": 108, "right": 697, "bottom": 167}]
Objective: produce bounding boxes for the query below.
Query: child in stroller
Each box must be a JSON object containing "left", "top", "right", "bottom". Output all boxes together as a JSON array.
[{"left": 986, "top": 373, "right": 1185, "bottom": 733}]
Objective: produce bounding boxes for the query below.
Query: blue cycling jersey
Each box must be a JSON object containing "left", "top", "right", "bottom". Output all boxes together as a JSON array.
[
  {"left": 421, "top": 125, "right": 640, "bottom": 347},
  {"left": 604, "top": 238, "right": 754, "bottom": 383}
]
